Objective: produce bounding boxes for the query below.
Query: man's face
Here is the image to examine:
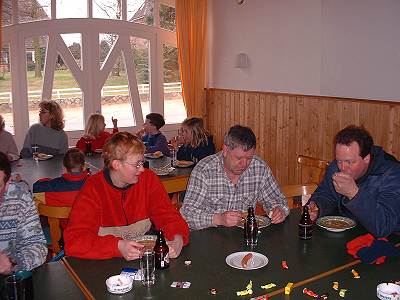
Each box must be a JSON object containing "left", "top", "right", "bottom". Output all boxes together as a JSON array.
[
  {"left": 335, "top": 141, "right": 370, "bottom": 180},
  {"left": 222, "top": 145, "right": 255, "bottom": 176}
]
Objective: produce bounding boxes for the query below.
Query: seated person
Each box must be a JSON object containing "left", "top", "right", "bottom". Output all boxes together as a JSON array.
[
  {"left": 20, "top": 100, "right": 68, "bottom": 158},
  {"left": 76, "top": 114, "right": 118, "bottom": 153},
  {"left": 308, "top": 125, "right": 400, "bottom": 238},
  {"left": 137, "top": 113, "right": 170, "bottom": 157},
  {"left": 64, "top": 132, "right": 189, "bottom": 260},
  {"left": 181, "top": 125, "right": 289, "bottom": 230},
  {"left": 33, "top": 148, "right": 90, "bottom": 228},
  {"left": 175, "top": 117, "right": 216, "bottom": 163},
  {"left": 0, "top": 152, "right": 47, "bottom": 275},
  {"left": 0, "top": 115, "right": 19, "bottom": 161}
]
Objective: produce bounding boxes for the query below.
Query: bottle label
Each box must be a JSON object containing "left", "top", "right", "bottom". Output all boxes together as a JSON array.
[
  {"left": 299, "top": 224, "right": 313, "bottom": 239},
  {"left": 164, "top": 253, "right": 170, "bottom": 264}
]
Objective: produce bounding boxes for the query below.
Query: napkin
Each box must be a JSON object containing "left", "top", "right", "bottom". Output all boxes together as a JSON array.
[{"left": 346, "top": 233, "right": 400, "bottom": 264}]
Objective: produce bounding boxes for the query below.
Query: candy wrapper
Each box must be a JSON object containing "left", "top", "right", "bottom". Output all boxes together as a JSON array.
[
  {"left": 170, "top": 281, "right": 191, "bottom": 288},
  {"left": 339, "top": 289, "right": 347, "bottom": 297},
  {"left": 285, "top": 282, "right": 293, "bottom": 295},
  {"left": 332, "top": 281, "right": 339, "bottom": 290},
  {"left": 351, "top": 269, "right": 360, "bottom": 279},
  {"left": 261, "top": 283, "right": 276, "bottom": 290},
  {"left": 302, "top": 288, "right": 319, "bottom": 298},
  {"left": 282, "top": 260, "right": 289, "bottom": 269},
  {"left": 236, "top": 280, "right": 253, "bottom": 296}
]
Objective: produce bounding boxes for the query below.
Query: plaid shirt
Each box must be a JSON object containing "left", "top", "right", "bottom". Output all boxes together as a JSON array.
[{"left": 181, "top": 152, "right": 289, "bottom": 230}]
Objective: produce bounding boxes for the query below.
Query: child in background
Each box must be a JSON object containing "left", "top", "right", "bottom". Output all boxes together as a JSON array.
[
  {"left": 76, "top": 114, "right": 118, "bottom": 153},
  {"left": 0, "top": 115, "right": 19, "bottom": 161},
  {"left": 137, "top": 113, "right": 170, "bottom": 157}
]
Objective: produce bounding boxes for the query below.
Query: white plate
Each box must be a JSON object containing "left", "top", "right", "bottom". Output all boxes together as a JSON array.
[
  {"left": 236, "top": 215, "right": 271, "bottom": 229},
  {"left": 316, "top": 216, "right": 356, "bottom": 232},
  {"left": 175, "top": 160, "right": 194, "bottom": 168},
  {"left": 37, "top": 154, "right": 53, "bottom": 161},
  {"left": 144, "top": 152, "right": 163, "bottom": 159},
  {"left": 152, "top": 167, "right": 174, "bottom": 176},
  {"left": 226, "top": 251, "right": 268, "bottom": 270}
]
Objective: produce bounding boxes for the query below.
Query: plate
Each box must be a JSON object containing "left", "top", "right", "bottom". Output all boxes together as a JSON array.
[
  {"left": 106, "top": 275, "right": 133, "bottom": 294},
  {"left": 175, "top": 160, "right": 194, "bottom": 168},
  {"left": 152, "top": 167, "right": 174, "bottom": 176},
  {"left": 236, "top": 215, "right": 271, "bottom": 229},
  {"left": 226, "top": 251, "right": 268, "bottom": 270},
  {"left": 316, "top": 216, "right": 356, "bottom": 232},
  {"left": 37, "top": 153, "right": 53, "bottom": 161},
  {"left": 144, "top": 152, "right": 163, "bottom": 159}
]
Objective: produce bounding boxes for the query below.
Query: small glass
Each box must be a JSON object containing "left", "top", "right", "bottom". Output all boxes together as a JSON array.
[
  {"left": 140, "top": 250, "right": 155, "bottom": 286},
  {"left": 5, "top": 274, "right": 24, "bottom": 300},
  {"left": 31, "top": 146, "right": 39, "bottom": 162}
]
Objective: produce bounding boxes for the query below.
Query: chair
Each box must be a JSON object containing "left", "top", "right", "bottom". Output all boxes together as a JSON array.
[
  {"left": 37, "top": 204, "right": 71, "bottom": 255},
  {"left": 255, "top": 183, "right": 318, "bottom": 214},
  {"left": 297, "top": 155, "right": 330, "bottom": 184}
]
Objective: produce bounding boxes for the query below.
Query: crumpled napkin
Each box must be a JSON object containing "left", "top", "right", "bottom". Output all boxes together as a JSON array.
[{"left": 346, "top": 233, "right": 400, "bottom": 264}]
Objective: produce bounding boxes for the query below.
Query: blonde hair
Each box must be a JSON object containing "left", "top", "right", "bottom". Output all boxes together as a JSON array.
[
  {"left": 103, "top": 132, "right": 145, "bottom": 169},
  {"left": 181, "top": 117, "right": 210, "bottom": 148},
  {"left": 85, "top": 114, "right": 105, "bottom": 138},
  {"left": 39, "top": 100, "right": 65, "bottom": 131}
]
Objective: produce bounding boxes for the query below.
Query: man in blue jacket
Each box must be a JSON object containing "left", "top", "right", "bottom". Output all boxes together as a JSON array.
[{"left": 309, "top": 125, "right": 400, "bottom": 238}]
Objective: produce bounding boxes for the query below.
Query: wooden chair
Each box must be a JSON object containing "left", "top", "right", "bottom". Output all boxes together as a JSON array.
[
  {"left": 255, "top": 183, "right": 318, "bottom": 214},
  {"left": 37, "top": 204, "right": 71, "bottom": 255},
  {"left": 297, "top": 155, "right": 330, "bottom": 184}
]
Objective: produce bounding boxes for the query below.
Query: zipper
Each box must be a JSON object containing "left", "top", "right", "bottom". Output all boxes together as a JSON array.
[{"left": 121, "top": 190, "right": 128, "bottom": 225}]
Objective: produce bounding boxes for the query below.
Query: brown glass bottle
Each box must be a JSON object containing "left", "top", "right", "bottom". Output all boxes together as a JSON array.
[
  {"left": 154, "top": 229, "right": 169, "bottom": 269},
  {"left": 299, "top": 205, "right": 313, "bottom": 239},
  {"left": 244, "top": 207, "right": 258, "bottom": 247}
]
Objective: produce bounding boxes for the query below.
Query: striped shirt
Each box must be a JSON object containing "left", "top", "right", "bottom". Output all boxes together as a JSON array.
[{"left": 181, "top": 152, "right": 289, "bottom": 230}]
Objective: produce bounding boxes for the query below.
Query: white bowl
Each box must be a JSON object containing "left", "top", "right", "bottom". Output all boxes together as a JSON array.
[
  {"left": 106, "top": 275, "right": 133, "bottom": 294},
  {"left": 377, "top": 283, "right": 400, "bottom": 300}
]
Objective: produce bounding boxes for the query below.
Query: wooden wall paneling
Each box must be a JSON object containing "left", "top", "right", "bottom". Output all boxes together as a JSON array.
[{"left": 205, "top": 88, "right": 400, "bottom": 185}]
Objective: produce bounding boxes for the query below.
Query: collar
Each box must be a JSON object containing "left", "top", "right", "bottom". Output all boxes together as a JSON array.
[
  {"left": 62, "top": 171, "right": 90, "bottom": 182},
  {"left": 103, "top": 168, "right": 133, "bottom": 191}
]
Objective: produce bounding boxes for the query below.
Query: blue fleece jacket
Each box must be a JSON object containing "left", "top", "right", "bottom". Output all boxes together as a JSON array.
[
  {"left": 310, "top": 146, "right": 400, "bottom": 238},
  {"left": 176, "top": 136, "right": 215, "bottom": 162}
]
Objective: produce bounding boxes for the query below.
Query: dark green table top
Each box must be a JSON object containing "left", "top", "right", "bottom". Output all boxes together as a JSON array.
[
  {"left": 270, "top": 256, "right": 400, "bottom": 299},
  {"left": 11, "top": 155, "right": 192, "bottom": 188},
  {"left": 33, "top": 261, "right": 86, "bottom": 300},
  {"left": 63, "top": 210, "right": 400, "bottom": 300}
]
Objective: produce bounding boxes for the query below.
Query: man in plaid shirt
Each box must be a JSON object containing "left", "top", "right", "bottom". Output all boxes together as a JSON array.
[{"left": 181, "top": 125, "right": 289, "bottom": 230}]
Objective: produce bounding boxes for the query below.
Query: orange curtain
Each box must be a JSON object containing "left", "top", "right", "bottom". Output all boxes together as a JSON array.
[{"left": 175, "top": 0, "right": 207, "bottom": 118}]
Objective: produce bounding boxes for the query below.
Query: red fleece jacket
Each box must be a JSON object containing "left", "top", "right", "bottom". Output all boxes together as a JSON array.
[{"left": 64, "top": 169, "right": 189, "bottom": 259}]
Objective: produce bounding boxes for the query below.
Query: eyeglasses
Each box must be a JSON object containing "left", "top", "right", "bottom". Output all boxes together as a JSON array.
[{"left": 122, "top": 160, "right": 145, "bottom": 169}]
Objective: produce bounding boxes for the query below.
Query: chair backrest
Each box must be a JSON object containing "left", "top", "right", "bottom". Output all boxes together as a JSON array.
[
  {"left": 38, "top": 204, "right": 71, "bottom": 254},
  {"left": 297, "top": 155, "right": 330, "bottom": 184},
  {"left": 255, "top": 183, "right": 318, "bottom": 214}
]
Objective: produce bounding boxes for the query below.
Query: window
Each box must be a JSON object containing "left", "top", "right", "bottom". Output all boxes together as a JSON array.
[
  {"left": 0, "top": 42, "right": 14, "bottom": 134},
  {"left": 1, "top": 0, "right": 184, "bottom": 145}
]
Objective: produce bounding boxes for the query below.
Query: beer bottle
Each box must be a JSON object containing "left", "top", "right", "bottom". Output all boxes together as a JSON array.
[
  {"left": 244, "top": 207, "right": 258, "bottom": 247},
  {"left": 299, "top": 205, "right": 313, "bottom": 239},
  {"left": 154, "top": 229, "right": 169, "bottom": 269}
]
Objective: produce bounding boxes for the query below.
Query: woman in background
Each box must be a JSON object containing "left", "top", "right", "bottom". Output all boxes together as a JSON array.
[
  {"left": 20, "top": 100, "right": 68, "bottom": 158},
  {"left": 176, "top": 117, "right": 215, "bottom": 162},
  {"left": 76, "top": 114, "right": 118, "bottom": 152},
  {"left": 0, "top": 115, "right": 19, "bottom": 161}
]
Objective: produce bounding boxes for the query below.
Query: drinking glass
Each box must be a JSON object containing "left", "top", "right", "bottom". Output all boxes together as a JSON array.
[
  {"left": 140, "top": 250, "right": 155, "bottom": 286},
  {"left": 5, "top": 274, "right": 24, "bottom": 300},
  {"left": 31, "top": 146, "right": 39, "bottom": 162}
]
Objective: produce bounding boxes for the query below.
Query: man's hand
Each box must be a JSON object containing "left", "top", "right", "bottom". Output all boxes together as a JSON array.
[
  {"left": 269, "top": 206, "right": 286, "bottom": 224},
  {"left": 111, "top": 116, "right": 118, "bottom": 128},
  {"left": 167, "top": 235, "right": 184, "bottom": 258},
  {"left": 308, "top": 201, "right": 319, "bottom": 221},
  {"left": 213, "top": 211, "right": 242, "bottom": 227},
  {"left": 0, "top": 251, "right": 13, "bottom": 275},
  {"left": 118, "top": 240, "right": 144, "bottom": 261},
  {"left": 332, "top": 172, "right": 359, "bottom": 199}
]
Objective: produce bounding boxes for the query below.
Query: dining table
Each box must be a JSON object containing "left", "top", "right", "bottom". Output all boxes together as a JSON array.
[
  {"left": 57, "top": 209, "right": 400, "bottom": 299},
  {"left": 10, "top": 154, "right": 193, "bottom": 195}
]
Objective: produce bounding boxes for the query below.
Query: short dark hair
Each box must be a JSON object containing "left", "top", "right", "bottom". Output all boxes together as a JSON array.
[
  {"left": 224, "top": 125, "right": 256, "bottom": 151},
  {"left": 334, "top": 125, "right": 373, "bottom": 158},
  {"left": 146, "top": 113, "right": 165, "bottom": 130},
  {"left": 63, "top": 148, "right": 85, "bottom": 172},
  {"left": 0, "top": 152, "right": 11, "bottom": 183}
]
